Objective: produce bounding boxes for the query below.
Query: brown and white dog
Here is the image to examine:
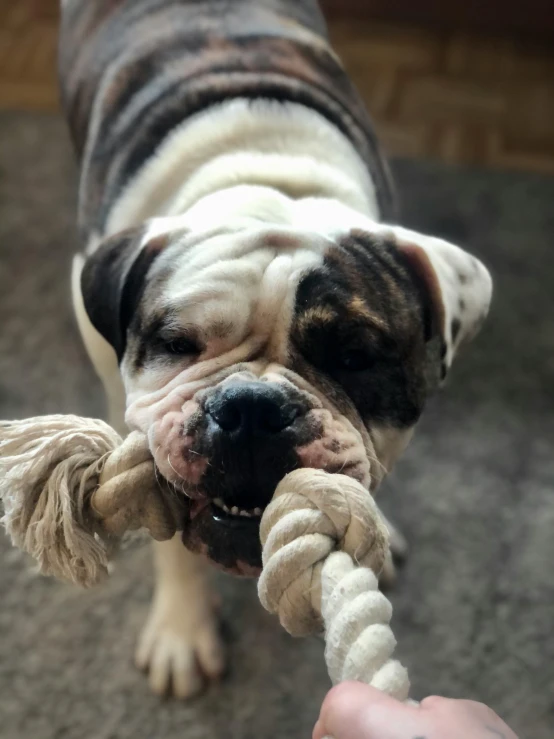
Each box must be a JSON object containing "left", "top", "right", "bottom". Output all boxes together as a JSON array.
[{"left": 61, "top": 0, "right": 492, "bottom": 698}]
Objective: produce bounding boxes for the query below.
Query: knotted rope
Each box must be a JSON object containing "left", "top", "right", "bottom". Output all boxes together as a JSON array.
[
  {"left": 0, "top": 416, "right": 181, "bottom": 587},
  {"left": 0, "top": 414, "right": 410, "bottom": 700},
  {"left": 258, "top": 469, "right": 410, "bottom": 701}
]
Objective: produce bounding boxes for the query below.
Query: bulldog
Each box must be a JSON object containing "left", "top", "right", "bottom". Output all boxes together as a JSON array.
[{"left": 61, "top": 0, "right": 492, "bottom": 698}]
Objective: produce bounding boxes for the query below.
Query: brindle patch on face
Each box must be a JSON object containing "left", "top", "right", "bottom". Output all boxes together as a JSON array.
[
  {"left": 347, "top": 295, "right": 389, "bottom": 330},
  {"left": 290, "top": 231, "right": 431, "bottom": 430},
  {"left": 295, "top": 305, "right": 336, "bottom": 335}
]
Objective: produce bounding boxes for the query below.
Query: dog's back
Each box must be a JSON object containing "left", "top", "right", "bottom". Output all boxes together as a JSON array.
[{"left": 59, "top": 0, "right": 394, "bottom": 242}]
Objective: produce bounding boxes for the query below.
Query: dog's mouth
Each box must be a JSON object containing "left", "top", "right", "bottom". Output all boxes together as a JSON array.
[
  {"left": 180, "top": 495, "right": 267, "bottom": 576},
  {"left": 154, "top": 395, "right": 372, "bottom": 575}
]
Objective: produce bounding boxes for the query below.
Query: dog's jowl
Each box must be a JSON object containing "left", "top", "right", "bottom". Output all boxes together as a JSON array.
[{"left": 61, "top": 0, "right": 492, "bottom": 697}]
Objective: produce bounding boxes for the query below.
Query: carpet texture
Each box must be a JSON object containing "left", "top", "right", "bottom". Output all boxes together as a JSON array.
[{"left": 0, "top": 111, "right": 553, "bottom": 739}]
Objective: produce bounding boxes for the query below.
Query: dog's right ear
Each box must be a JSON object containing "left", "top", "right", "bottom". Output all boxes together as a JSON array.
[{"left": 80, "top": 227, "right": 168, "bottom": 361}]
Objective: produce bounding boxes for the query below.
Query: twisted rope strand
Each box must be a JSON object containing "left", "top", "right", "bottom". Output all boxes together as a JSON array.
[
  {"left": 258, "top": 468, "right": 410, "bottom": 701},
  {"left": 0, "top": 416, "right": 178, "bottom": 587}
]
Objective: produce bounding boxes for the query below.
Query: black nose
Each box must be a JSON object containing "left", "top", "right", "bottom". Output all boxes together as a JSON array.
[{"left": 206, "top": 382, "right": 300, "bottom": 435}]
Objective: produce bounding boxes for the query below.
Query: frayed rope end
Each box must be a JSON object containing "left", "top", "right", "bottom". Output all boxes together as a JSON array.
[{"left": 0, "top": 415, "right": 122, "bottom": 588}]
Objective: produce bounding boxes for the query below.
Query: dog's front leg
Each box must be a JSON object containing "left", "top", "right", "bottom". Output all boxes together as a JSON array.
[{"left": 136, "top": 536, "right": 226, "bottom": 699}]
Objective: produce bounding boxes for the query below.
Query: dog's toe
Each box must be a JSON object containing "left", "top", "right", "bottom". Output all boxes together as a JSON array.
[
  {"left": 166, "top": 640, "right": 204, "bottom": 700},
  {"left": 136, "top": 597, "right": 225, "bottom": 699},
  {"left": 195, "top": 625, "right": 226, "bottom": 679}
]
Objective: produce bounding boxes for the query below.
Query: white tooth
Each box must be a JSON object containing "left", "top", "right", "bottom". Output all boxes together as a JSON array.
[
  {"left": 254, "top": 507, "right": 262, "bottom": 517},
  {"left": 231, "top": 506, "right": 239, "bottom": 516},
  {"left": 239, "top": 510, "right": 251, "bottom": 518},
  {"left": 214, "top": 498, "right": 224, "bottom": 508},
  {"left": 222, "top": 503, "right": 231, "bottom": 513}
]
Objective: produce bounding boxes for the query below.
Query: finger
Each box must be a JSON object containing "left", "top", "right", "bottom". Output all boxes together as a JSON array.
[
  {"left": 312, "top": 718, "right": 325, "bottom": 739},
  {"left": 420, "top": 696, "right": 519, "bottom": 739},
  {"left": 318, "top": 682, "right": 425, "bottom": 739}
]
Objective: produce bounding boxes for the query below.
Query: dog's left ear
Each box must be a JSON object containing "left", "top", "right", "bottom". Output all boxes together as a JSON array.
[
  {"left": 81, "top": 226, "right": 168, "bottom": 361},
  {"left": 388, "top": 225, "right": 493, "bottom": 380}
]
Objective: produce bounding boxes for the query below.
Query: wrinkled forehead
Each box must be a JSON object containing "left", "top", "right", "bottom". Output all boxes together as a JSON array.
[{"left": 152, "top": 227, "right": 329, "bottom": 330}]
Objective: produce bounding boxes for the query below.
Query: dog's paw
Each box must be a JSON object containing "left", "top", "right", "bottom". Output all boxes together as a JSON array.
[{"left": 135, "top": 592, "right": 225, "bottom": 699}]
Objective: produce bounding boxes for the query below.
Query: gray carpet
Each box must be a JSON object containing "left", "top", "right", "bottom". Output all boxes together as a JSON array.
[{"left": 1, "top": 111, "right": 553, "bottom": 739}]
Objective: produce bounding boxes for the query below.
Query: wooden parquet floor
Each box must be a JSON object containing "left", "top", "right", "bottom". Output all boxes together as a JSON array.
[{"left": 1, "top": 0, "right": 553, "bottom": 173}]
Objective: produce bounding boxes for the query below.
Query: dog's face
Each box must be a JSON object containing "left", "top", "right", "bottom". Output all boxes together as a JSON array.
[{"left": 82, "top": 217, "right": 492, "bottom": 574}]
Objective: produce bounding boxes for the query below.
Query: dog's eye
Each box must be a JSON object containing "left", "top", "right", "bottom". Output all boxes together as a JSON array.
[
  {"left": 337, "top": 349, "right": 373, "bottom": 372},
  {"left": 162, "top": 337, "right": 200, "bottom": 356}
]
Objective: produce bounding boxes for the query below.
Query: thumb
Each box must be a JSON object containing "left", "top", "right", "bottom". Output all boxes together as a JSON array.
[{"left": 314, "top": 682, "right": 422, "bottom": 739}]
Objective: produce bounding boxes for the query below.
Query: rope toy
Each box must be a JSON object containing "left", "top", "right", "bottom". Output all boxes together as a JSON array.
[
  {"left": 0, "top": 414, "right": 410, "bottom": 700},
  {"left": 0, "top": 416, "right": 182, "bottom": 587},
  {"left": 258, "top": 469, "right": 409, "bottom": 700}
]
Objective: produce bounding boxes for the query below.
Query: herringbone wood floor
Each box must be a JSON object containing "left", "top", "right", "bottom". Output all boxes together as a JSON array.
[{"left": 1, "top": 0, "right": 554, "bottom": 172}]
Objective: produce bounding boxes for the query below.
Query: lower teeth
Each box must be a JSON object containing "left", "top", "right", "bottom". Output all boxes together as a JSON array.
[{"left": 213, "top": 500, "right": 263, "bottom": 518}]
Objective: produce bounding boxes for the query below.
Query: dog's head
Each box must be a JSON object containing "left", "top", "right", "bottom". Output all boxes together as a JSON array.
[{"left": 82, "top": 216, "right": 492, "bottom": 574}]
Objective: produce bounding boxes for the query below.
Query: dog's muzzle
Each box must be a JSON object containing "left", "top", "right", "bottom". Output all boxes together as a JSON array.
[
  {"left": 145, "top": 370, "right": 370, "bottom": 576},
  {"left": 181, "top": 380, "right": 308, "bottom": 574}
]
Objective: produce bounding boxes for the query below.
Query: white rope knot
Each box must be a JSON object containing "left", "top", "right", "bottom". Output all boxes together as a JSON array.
[
  {"left": 0, "top": 415, "right": 180, "bottom": 587},
  {"left": 258, "top": 468, "right": 389, "bottom": 636},
  {"left": 258, "top": 468, "right": 410, "bottom": 701}
]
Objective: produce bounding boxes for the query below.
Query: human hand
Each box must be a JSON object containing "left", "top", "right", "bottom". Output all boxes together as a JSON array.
[{"left": 313, "top": 682, "right": 518, "bottom": 739}]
